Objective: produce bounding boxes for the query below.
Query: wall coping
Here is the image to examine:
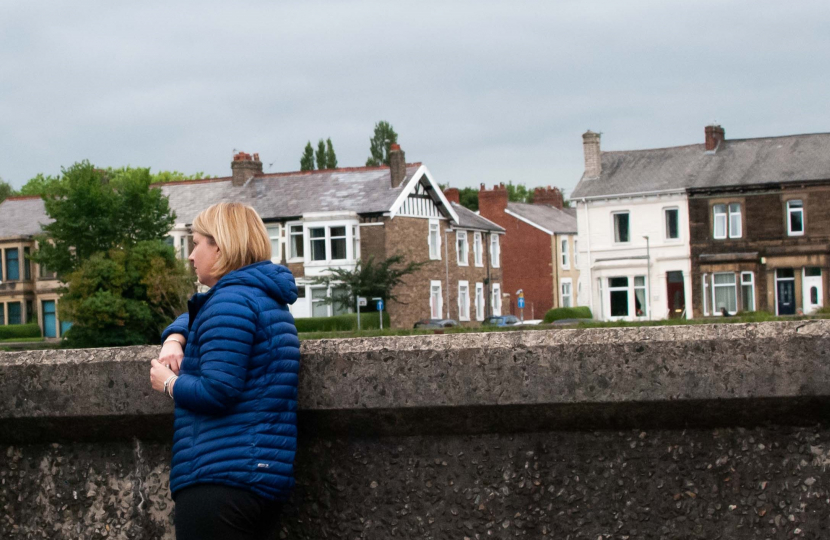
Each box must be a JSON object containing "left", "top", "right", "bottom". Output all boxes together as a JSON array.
[{"left": 2, "top": 320, "right": 829, "bottom": 441}]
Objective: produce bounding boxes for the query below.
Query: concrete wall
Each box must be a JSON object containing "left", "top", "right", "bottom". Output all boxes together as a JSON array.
[{"left": 2, "top": 321, "right": 830, "bottom": 538}]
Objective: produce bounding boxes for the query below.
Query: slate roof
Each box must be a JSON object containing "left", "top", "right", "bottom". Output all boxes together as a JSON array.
[
  {"left": 571, "top": 133, "right": 830, "bottom": 199},
  {"left": 158, "top": 164, "right": 423, "bottom": 224},
  {"left": 450, "top": 203, "right": 505, "bottom": 232},
  {"left": 506, "top": 202, "right": 577, "bottom": 234},
  {"left": 0, "top": 197, "right": 52, "bottom": 239}
]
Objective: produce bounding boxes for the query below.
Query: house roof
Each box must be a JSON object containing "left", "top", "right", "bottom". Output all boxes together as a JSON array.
[
  {"left": 505, "top": 202, "right": 577, "bottom": 234},
  {"left": 571, "top": 132, "right": 830, "bottom": 199},
  {"left": 450, "top": 203, "right": 505, "bottom": 233},
  {"left": 0, "top": 197, "right": 52, "bottom": 239},
  {"left": 157, "top": 164, "right": 423, "bottom": 224}
]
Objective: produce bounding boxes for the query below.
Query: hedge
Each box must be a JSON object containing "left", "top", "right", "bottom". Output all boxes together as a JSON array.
[
  {"left": 294, "top": 312, "right": 391, "bottom": 333},
  {"left": 0, "top": 323, "right": 42, "bottom": 340},
  {"left": 542, "top": 306, "right": 593, "bottom": 323}
]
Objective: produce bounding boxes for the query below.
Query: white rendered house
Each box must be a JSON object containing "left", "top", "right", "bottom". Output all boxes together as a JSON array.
[{"left": 572, "top": 131, "right": 693, "bottom": 321}]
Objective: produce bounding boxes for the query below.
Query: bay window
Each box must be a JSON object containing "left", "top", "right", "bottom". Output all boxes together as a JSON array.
[
  {"left": 330, "top": 226, "right": 347, "bottom": 260},
  {"left": 607, "top": 275, "right": 647, "bottom": 318},
  {"left": 713, "top": 272, "right": 737, "bottom": 315}
]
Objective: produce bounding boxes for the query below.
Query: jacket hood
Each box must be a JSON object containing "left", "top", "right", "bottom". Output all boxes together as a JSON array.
[{"left": 211, "top": 261, "right": 299, "bottom": 305}]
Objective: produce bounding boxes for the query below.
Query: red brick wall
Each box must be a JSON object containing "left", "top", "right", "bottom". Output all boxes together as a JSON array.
[{"left": 479, "top": 185, "right": 554, "bottom": 317}]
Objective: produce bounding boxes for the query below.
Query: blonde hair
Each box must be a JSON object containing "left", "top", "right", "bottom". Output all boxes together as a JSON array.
[{"left": 191, "top": 202, "right": 272, "bottom": 279}]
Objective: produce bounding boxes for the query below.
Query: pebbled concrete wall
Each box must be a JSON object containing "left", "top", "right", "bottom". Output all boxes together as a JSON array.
[{"left": 2, "top": 320, "right": 830, "bottom": 538}]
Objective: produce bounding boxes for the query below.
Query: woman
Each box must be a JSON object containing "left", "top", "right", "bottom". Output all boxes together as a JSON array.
[{"left": 149, "top": 202, "right": 300, "bottom": 539}]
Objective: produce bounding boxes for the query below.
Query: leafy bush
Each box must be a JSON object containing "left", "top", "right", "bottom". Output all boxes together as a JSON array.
[
  {"left": 295, "top": 312, "right": 391, "bottom": 333},
  {"left": 543, "top": 306, "right": 593, "bottom": 323},
  {"left": 0, "top": 324, "right": 41, "bottom": 340}
]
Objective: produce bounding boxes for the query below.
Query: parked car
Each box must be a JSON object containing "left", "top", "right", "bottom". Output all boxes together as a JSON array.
[
  {"left": 413, "top": 318, "right": 459, "bottom": 329},
  {"left": 482, "top": 315, "right": 520, "bottom": 327},
  {"left": 516, "top": 319, "right": 543, "bottom": 326}
]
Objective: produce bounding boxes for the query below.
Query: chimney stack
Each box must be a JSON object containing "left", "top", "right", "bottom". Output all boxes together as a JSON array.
[
  {"left": 231, "top": 151, "right": 263, "bottom": 186},
  {"left": 705, "top": 124, "right": 725, "bottom": 151},
  {"left": 582, "top": 131, "right": 601, "bottom": 179},
  {"left": 443, "top": 188, "right": 460, "bottom": 205},
  {"left": 478, "top": 183, "right": 509, "bottom": 218},
  {"left": 533, "top": 186, "right": 564, "bottom": 209},
  {"left": 389, "top": 144, "right": 406, "bottom": 188}
]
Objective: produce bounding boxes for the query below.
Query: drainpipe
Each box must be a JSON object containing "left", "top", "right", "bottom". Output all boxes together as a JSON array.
[{"left": 444, "top": 228, "right": 451, "bottom": 319}]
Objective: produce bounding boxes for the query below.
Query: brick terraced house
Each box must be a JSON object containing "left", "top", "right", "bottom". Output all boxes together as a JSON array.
[
  {"left": 476, "top": 184, "right": 578, "bottom": 319},
  {"left": 687, "top": 128, "right": 830, "bottom": 317},
  {"left": 0, "top": 196, "right": 65, "bottom": 337},
  {"left": 158, "top": 145, "right": 504, "bottom": 328}
]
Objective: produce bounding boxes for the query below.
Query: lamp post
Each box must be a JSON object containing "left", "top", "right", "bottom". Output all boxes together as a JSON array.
[{"left": 643, "top": 235, "right": 652, "bottom": 321}]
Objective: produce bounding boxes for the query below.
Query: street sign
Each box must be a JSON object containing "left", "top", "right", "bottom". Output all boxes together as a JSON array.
[
  {"left": 517, "top": 297, "right": 525, "bottom": 309},
  {"left": 357, "top": 297, "right": 368, "bottom": 307},
  {"left": 377, "top": 300, "right": 384, "bottom": 311}
]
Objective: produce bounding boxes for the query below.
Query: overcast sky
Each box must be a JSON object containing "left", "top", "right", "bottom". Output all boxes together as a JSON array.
[{"left": 2, "top": 1, "right": 829, "bottom": 197}]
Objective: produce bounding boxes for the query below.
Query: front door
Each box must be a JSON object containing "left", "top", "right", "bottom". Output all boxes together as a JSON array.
[
  {"left": 666, "top": 271, "right": 685, "bottom": 319},
  {"left": 803, "top": 267, "right": 823, "bottom": 314},
  {"left": 776, "top": 269, "right": 796, "bottom": 315}
]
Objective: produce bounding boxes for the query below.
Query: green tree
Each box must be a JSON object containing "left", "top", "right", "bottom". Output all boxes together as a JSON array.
[
  {"left": 18, "top": 173, "right": 63, "bottom": 197},
  {"left": 458, "top": 187, "right": 479, "bottom": 211},
  {"left": 309, "top": 254, "right": 427, "bottom": 312},
  {"left": 315, "top": 139, "right": 327, "bottom": 170},
  {"left": 33, "top": 162, "right": 176, "bottom": 277},
  {"left": 365, "top": 121, "right": 398, "bottom": 166},
  {"left": 59, "top": 240, "right": 194, "bottom": 347},
  {"left": 31, "top": 161, "right": 193, "bottom": 347},
  {"left": 0, "top": 178, "right": 14, "bottom": 203},
  {"left": 506, "top": 181, "right": 534, "bottom": 204},
  {"left": 300, "top": 142, "right": 315, "bottom": 171},
  {"left": 325, "top": 138, "right": 337, "bottom": 169},
  {"left": 147, "top": 170, "right": 211, "bottom": 183}
]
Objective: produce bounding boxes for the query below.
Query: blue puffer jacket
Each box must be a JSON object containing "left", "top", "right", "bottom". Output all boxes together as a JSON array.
[{"left": 161, "top": 261, "right": 300, "bottom": 501}]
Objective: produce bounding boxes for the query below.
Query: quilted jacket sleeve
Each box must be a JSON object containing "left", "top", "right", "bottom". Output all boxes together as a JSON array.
[
  {"left": 161, "top": 313, "right": 190, "bottom": 343},
  {"left": 173, "top": 294, "right": 257, "bottom": 414}
]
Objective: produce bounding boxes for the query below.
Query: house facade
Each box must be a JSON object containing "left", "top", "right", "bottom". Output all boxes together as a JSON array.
[
  {"left": 0, "top": 196, "right": 65, "bottom": 337},
  {"left": 158, "top": 146, "right": 504, "bottom": 329},
  {"left": 687, "top": 130, "right": 830, "bottom": 317},
  {"left": 573, "top": 125, "right": 830, "bottom": 321},
  {"left": 477, "top": 184, "right": 579, "bottom": 319},
  {"left": 572, "top": 131, "right": 693, "bottom": 321}
]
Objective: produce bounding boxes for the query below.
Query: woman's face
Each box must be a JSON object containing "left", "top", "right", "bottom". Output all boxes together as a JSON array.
[{"left": 189, "top": 232, "right": 221, "bottom": 287}]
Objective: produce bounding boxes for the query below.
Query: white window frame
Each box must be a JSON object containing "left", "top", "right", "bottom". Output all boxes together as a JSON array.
[
  {"left": 740, "top": 271, "right": 755, "bottom": 312},
  {"left": 712, "top": 272, "right": 738, "bottom": 316},
  {"left": 490, "top": 234, "right": 500, "bottom": 268},
  {"left": 560, "top": 278, "right": 573, "bottom": 308},
  {"left": 329, "top": 225, "right": 348, "bottom": 261},
  {"left": 456, "top": 231, "right": 469, "bottom": 266},
  {"left": 308, "top": 226, "right": 328, "bottom": 262},
  {"left": 352, "top": 225, "right": 361, "bottom": 261},
  {"left": 491, "top": 283, "right": 502, "bottom": 316},
  {"left": 702, "top": 273, "right": 710, "bottom": 316},
  {"left": 612, "top": 211, "right": 631, "bottom": 244},
  {"left": 475, "top": 282, "right": 485, "bottom": 321},
  {"left": 428, "top": 219, "right": 441, "bottom": 260},
  {"left": 664, "top": 207, "right": 680, "bottom": 241},
  {"left": 473, "top": 232, "right": 483, "bottom": 267},
  {"left": 266, "top": 224, "right": 281, "bottom": 261},
  {"left": 288, "top": 223, "right": 304, "bottom": 261},
  {"left": 713, "top": 204, "right": 727, "bottom": 240},
  {"left": 728, "top": 203, "right": 742, "bottom": 239},
  {"left": 561, "top": 238, "right": 569, "bottom": 269},
  {"left": 458, "top": 280, "right": 470, "bottom": 321},
  {"left": 606, "top": 275, "right": 647, "bottom": 319},
  {"left": 607, "top": 276, "right": 630, "bottom": 319},
  {"left": 787, "top": 200, "right": 804, "bottom": 236},
  {"left": 574, "top": 239, "right": 578, "bottom": 268},
  {"left": 430, "top": 280, "right": 443, "bottom": 319}
]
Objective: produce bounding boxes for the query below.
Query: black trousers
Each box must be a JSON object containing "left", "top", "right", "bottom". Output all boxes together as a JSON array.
[{"left": 173, "top": 484, "right": 283, "bottom": 540}]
